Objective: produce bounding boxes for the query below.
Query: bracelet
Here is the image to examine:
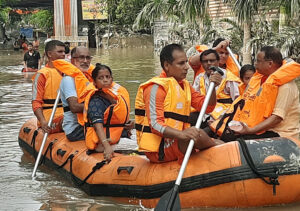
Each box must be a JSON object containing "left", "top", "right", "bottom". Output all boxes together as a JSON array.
[{"left": 102, "top": 138, "right": 111, "bottom": 144}]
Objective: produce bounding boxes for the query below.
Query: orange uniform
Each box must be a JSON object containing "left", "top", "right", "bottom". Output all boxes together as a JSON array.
[{"left": 136, "top": 71, "right": 215, "bottom": 163}]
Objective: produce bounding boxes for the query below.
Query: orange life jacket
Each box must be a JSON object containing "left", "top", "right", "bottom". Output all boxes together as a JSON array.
[
  {"left": 196, "top": 69, "right": 241, "bottom": 120},
  {"left": 32, "top": 66, "right": 63, "bottom": 122},
  {"left": 194, "top": 44, "right": 240, "bottom": 78},
  {"left": 81, "top": 83, "right": 130, "bottom": 150},
  {"left": 238, "top": 83, "right": 247, "bottom": 95},
  {"left": 135, "top": 77, "right": 191, "bottom": 152},
  {"left": 52, "top": 59, "right": 95, "bottom": 125},
  {"left": 210, "top": 60, "right": 300, "bottom": 138}
]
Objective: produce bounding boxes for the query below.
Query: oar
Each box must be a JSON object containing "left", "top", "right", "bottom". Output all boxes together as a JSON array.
[
  {"left": 155, "top": 67, "right": 223, "bottom": 211},
  {"left": 32, "top": 90, "right": 61, "bottom": 178},
  {"left": 226, "top": 46, "right": 241, "bottom": 70}
]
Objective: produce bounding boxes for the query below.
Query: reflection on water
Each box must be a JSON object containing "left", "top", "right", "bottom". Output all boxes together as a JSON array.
[{"left": 0, "top": 47, "right": 299, "bottom": 211}]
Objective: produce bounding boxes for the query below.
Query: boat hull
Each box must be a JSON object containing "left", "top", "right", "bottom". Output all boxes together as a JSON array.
[{"left": 19, "top": 118, "right": 300, "bottom": 208}]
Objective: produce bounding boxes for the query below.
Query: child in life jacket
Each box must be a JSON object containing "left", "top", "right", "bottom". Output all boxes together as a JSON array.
[
  {"left": 238, "top": 64, "right": 255, "bottom": 95},
  {"left": 86, "top": 64, "right": 123, "bottom": 160}
]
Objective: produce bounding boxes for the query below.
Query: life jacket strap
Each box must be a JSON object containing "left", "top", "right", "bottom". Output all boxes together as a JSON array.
[
  {"left": 217, "top": 98, "right": 233, "bottom": 104},
  {"left": 135, "top": 109, "right": 189, "bottom": 123}
]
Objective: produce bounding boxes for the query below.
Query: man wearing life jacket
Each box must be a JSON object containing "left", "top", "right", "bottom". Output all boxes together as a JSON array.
[
  {"left": 135, "top": 44, "right": 223, "bottom": 163},
  {"left": 57, "top": 46, "right": 94, "bottom": 141},
  {"left": 191, "top": 49, "right": 241, "bottom": 126},
  {"left": 32, "top": 40, "right": 66, "bottom": 134},
  {"left": 210, "top": 46, "right": 300, "bottom": 141},
  {"left": 189, "top": 38, "right": 240, "bottom": 80}
]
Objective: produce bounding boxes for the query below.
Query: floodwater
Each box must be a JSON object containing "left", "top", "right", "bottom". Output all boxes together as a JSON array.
[{"left": 0, "top": 47, "right": 300, "bottom": 211}]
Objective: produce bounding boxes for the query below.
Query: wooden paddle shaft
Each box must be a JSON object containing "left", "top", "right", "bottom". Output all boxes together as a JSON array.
[{"left": 32, "top": 90, "right": 61, "bottom": 178}]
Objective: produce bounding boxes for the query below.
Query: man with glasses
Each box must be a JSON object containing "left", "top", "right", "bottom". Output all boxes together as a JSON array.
[
  {"left": 59, "top": 46, "right": 93, "bottom": 141},
  {"left": 229, "top": 46, "right": 300, "bottom": 140},
  {"left": 189, "top": 38, "right": 240, "bottom": 80},
  {"left": 210, "top": 46, "right": 300, "bottom": 141},
  {"left": 191, "top": 49, "right": 241, "bottom": 127}
]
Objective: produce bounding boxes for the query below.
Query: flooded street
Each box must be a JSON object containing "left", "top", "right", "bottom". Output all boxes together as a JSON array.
[{"left": 0, "top": 47, "right": 300, "bottom": 211}]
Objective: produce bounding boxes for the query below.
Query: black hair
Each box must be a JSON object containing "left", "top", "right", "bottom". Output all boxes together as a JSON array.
[
  {"left": 28, "top": 42, "right": 33, "bottom": 46},
  {"left": 260, "top": 46, "right": 283, "bottom": 66},
  {"left": 212, "top": 38, "right": 225, "bottom": 47},
  {"left": 92, "top": 63, "right": 112, "bottom": 81},
  {"left": 200, "top": 49, "right": 220, "bottom": 61},
  {"left": 71, "top": 47, "right": 77, "bottom": 57},
  {"left": 45, "top": 40, "right": 65, "bottom": 56},
  {"left": 240, "top": 64, "right": 255, "bottom": 79},
  {"left": 160, "top": 43, "right": 184, "bottom": 70},
  {"left": 65, "top": 43, "right": 70, "bottom": 54}
]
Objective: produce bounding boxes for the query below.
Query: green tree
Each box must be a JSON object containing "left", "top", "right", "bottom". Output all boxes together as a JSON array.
[
  {"left": 28, "top": 10, "right": 53, "bottom": 35},
  {"left": 0, "top": 0, "right": 19, "bottom": 40},
  {"left": 223, "top": 0, "right": 263, "bottom": 64},
  {"left": 134, "top": 0, "right": 208, "bottom": 29},
  {"left": 115, "top": 0, "right": 149, "bottom": 27}
]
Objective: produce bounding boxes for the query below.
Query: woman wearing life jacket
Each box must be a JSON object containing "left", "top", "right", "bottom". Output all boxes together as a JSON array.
[
  {"left": 82, "top": 64, "right": 130, "bottom": 160},
  {"left": 210, "top": 46, "right": 300, "bottom": 141},
  {"left": 238, "top": 64, "right": 255, "bottom": 95}
]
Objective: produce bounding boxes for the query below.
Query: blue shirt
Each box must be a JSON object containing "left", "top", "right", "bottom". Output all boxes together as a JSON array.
[
  {"left": 88, "top": 92, "right": 111, "bottom": 124},
  {"left": 60, "top": 76, "right": 80, "bottom": 135}
]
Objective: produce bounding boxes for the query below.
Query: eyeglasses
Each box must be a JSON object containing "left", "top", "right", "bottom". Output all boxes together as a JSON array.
[
  {"left": 73, "top": 55, "right": 93, "bottom": 61},
  {"left": 255, "top": 58, "right": 272, "bottom": 63},
  {"left": 201, "top": 59, "right": 217, "bottom": 64}
]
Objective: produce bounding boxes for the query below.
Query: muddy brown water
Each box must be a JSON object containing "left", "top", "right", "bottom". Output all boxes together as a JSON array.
[{"left": 0, "top": 47, "right": 300, "bottom": 211}]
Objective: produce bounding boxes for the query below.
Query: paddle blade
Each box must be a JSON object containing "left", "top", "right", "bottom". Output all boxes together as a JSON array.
[{"left": 155, "top": 185, "right": 180, "bottom": 211}]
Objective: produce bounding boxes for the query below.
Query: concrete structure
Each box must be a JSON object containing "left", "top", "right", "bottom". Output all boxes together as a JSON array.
[{"left": 53, "top": 0, "right": 88, "bottom": 47}]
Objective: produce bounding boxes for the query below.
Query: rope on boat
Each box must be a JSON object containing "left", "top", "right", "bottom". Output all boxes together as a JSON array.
[
  {"left": 39, "top": 141, "right": 54, "bottom": 165},
  {"left": 73, "top": 160, "right": 107, "bottom": 187},
  {"left": 31, "top": 129, "right": 39, "bottom": 159},
  {"left": 238, "top": 138, "right": 280, "bottom": 195}
]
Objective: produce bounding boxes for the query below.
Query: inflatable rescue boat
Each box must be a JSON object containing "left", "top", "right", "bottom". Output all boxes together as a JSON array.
[{"left": 19, "top": 118, "right": 300, "bottom": 209}]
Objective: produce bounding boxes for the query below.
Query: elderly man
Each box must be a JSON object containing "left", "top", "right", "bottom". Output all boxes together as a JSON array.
[
  {"left": 210, "top": 46, "right": 300, "bottom": 141},
  {"left": 59, "top": 46, "right": 93, "bottom": 141}
]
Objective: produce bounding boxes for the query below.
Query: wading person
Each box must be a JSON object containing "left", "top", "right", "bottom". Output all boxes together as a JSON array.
[{"left": 23, "top": 43, "right": 41, "bottom": 72}]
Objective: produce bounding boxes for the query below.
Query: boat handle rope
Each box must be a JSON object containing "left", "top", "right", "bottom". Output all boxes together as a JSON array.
[
  {"left": 23, "top": 127, "right": 31, "bottom": 134},
  {"left": 73, "top": 160, "right": 108, "bottom": 187},
  {"left": 31, "top": 129, "right": 39, "bottom": 159},
  {"left": 54, "top": 151, "right": 101, "bottom": 187},
  {"left": 57, "top": 153, "right": 75, "bottom": 169},
  {"left": 39, "top": 141, "right": 54, "bottom": 165},
  {"left": 238, "top": 138, "right": 280, "bottom": 195}
]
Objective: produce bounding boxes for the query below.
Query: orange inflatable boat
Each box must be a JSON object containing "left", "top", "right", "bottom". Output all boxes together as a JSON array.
[{"left": 19, "top": 118, "right": 300, "bottom": 209}]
